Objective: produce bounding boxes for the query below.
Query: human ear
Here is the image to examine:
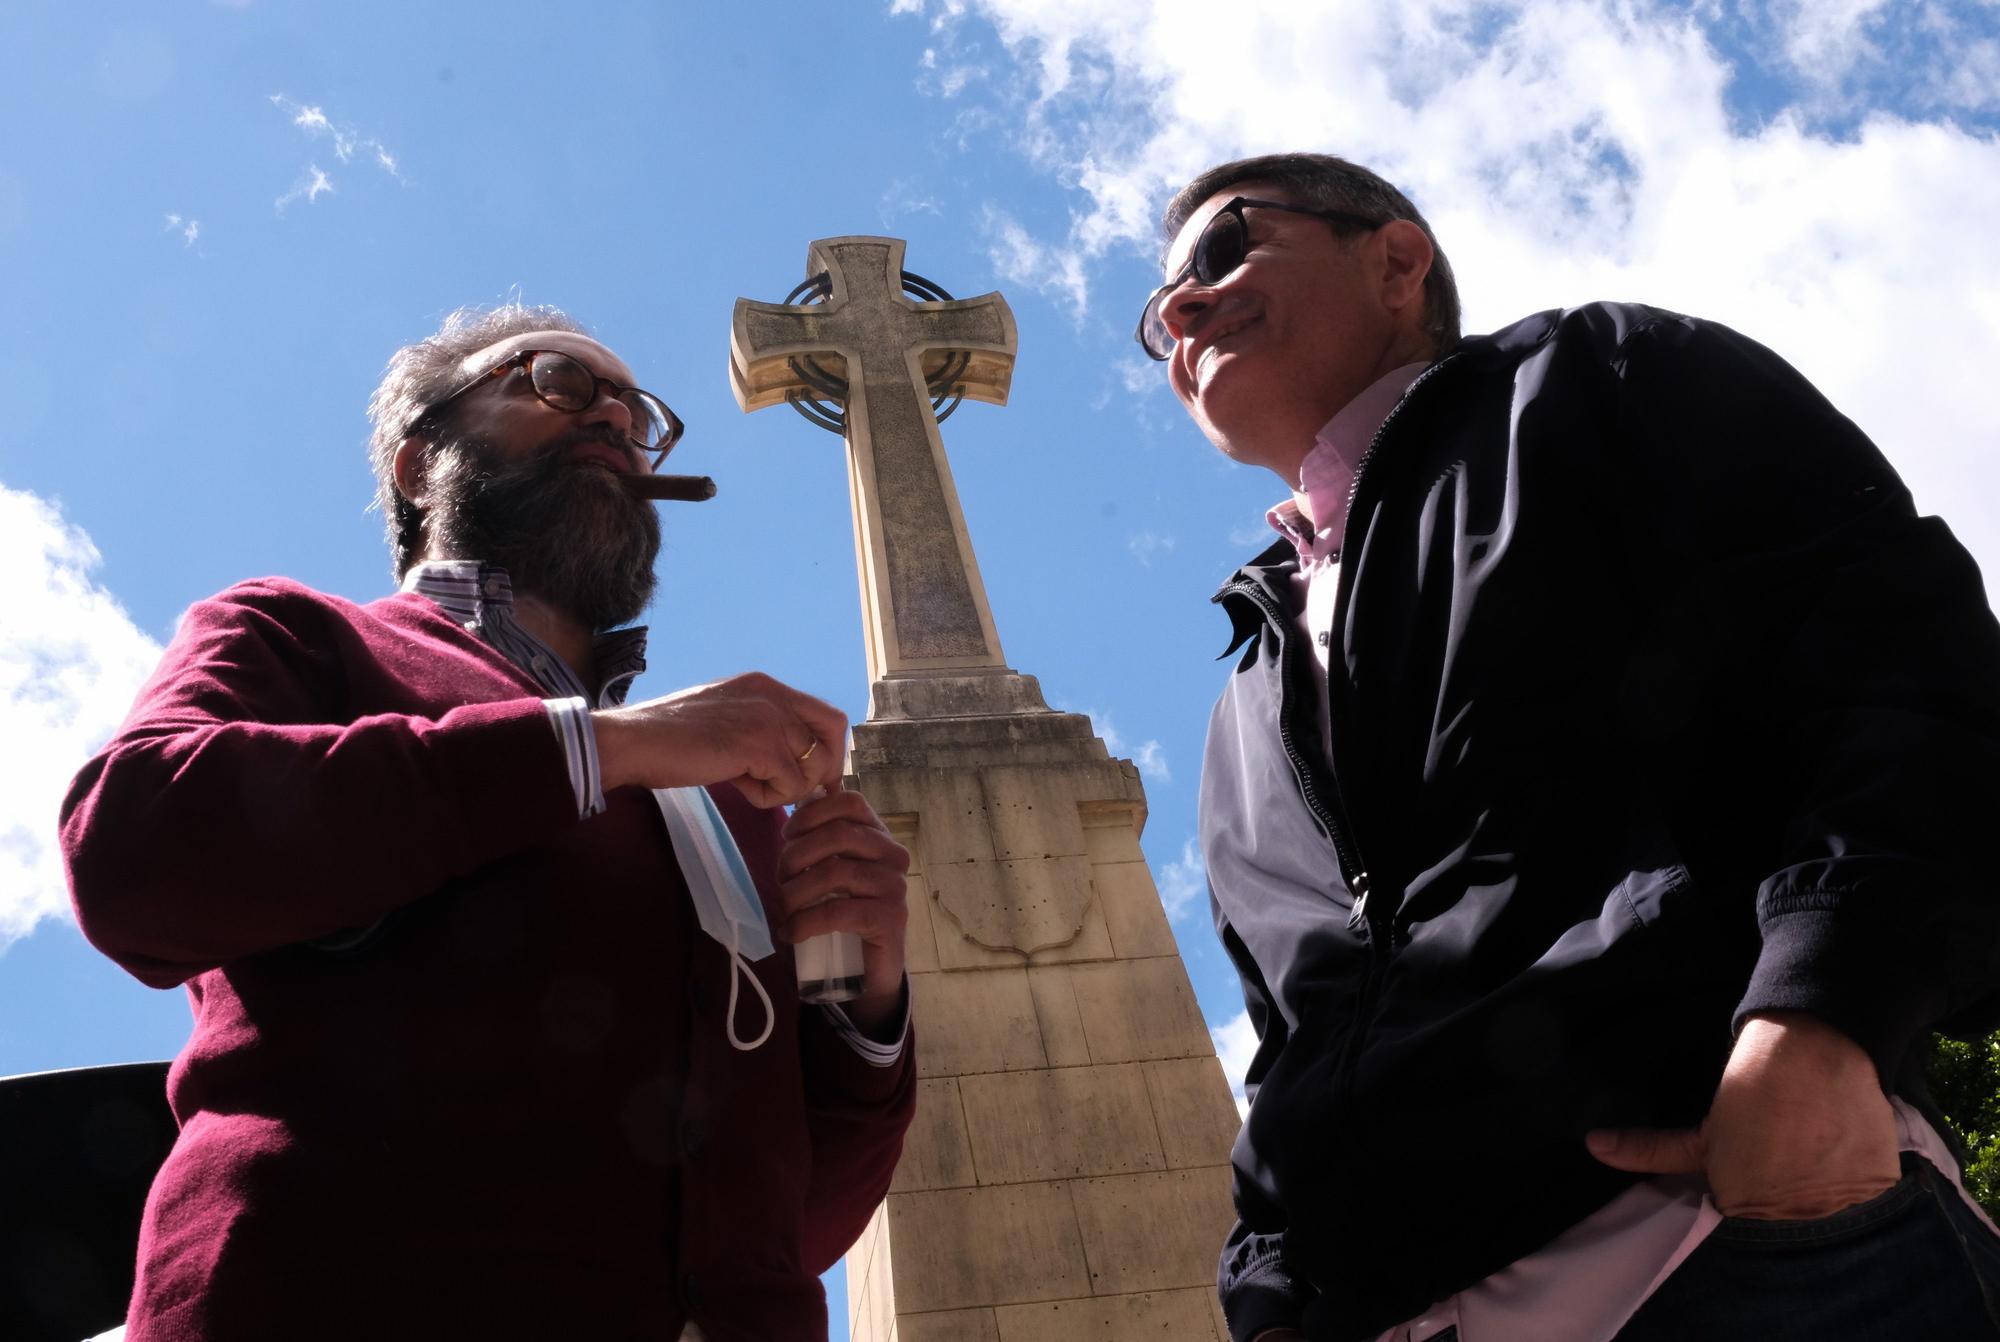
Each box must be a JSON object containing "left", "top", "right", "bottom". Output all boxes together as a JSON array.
[
  {"left": 1376, "top": 220, "right": 1435, "bottom": 314},
  {"left": 391, "top": 435, "right": 432, "bottom": 507}
]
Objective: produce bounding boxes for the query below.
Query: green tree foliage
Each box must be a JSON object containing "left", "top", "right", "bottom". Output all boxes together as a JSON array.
[{"left": 1929, "top": 1030, "right": 2000, "bottom": 1216}]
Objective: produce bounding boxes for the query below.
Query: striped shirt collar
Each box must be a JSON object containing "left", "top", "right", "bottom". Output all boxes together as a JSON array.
[{"left": 400, "top": 559, "right": 648, "bottom": 708}]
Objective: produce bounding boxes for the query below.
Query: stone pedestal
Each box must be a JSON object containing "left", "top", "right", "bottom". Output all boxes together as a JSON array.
[{"left": 844, "top": 703, "right": 1240, "bottom": 1342}]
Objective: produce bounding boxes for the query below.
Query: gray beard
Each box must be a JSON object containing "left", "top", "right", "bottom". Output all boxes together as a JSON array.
[{"left": 423, "top": 428, "right": 662, "bottom": 631}]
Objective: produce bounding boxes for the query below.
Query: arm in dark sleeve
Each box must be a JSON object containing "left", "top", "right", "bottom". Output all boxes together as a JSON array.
[
  {"left": 795, "top": 979, "right": 917, "bottom": 1273},
  {"left": 1612, "top": 312, "right": 2000, "bottom": 1080},
  {"left": 59, "top": 580, "right": 579, "bottom": 986},
  {"left": 1216, "top": 913, "right": 1316, "bottom": 1341}
]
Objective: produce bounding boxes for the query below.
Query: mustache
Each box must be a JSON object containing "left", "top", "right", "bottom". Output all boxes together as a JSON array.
[{"left": 464, "top": 428, "right": 636, "bottom": 483}]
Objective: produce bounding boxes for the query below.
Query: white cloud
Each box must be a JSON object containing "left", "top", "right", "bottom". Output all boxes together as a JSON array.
[
  {"left": 1156, "top": 835, "right": 1205, "bottom": 921},
  {"left": 1212, "top": 1007, "right": 1257, "bottom": 1118},
  {"left": 163, "top": 212, "right": 199, "bottom": 246},
  {"left": 274, "top": 164, "right": 333, "bottom": 214},
  {"left": 269, "top": 94, "right": 405, "bottom": 189},
  {"left": 1126, "top": 529, "right": 1175, "bottom": 565},
  {"left": 982, "top": 205, "right": 1089, "bottom": 317},
  {"left": 0, "top": 487, "right": 162, "bottom": 951},
  {"left": 901, "top": 0, "right": 2000, "bottom": 587}
]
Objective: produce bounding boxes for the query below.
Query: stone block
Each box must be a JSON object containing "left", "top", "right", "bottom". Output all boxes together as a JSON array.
[
  {"left": 1069, "top": 1167, "right": 1236, "bottom": 1296},
  {"left": 957, "top": 1064, "right": 1165, "bottom": 1184},
  {"left": 904, "top": 870, "right": 941, "bottom": 974},
  {"left": 1069, "top": 958, "right": 1214, "bottom": 1063},
  {"left": 1093, "top": 861, "right": 1179, "bottom": 960},
  {"left": 900, "top": 1308, "right": 1002, "bottom": 1342},
  {"left": 978, "top": 766, "right": 1088, "bottom": 860},
  {"left": 909, "top": 968, "right": 1046, "bottom": 1078},
  {"left": 1143, "top": 1058, "right": 1242, "bottom": 1170},
  {"left": 1081, "top": 810, "right": 1146, "bottom": 866},
  {"left": 886, "top": 1182, "right": 1091, "bottom": 1311},
  {"left": 846, "top": 1201, "right": 888, "bottom": 1335},
  {"left": 1026, "top": 964, "right": 1091, "bottom": 1067},
  {"left": 994, "top": 1288, "right": 1227, "bottom": 1341},
  {"left": 892, "top": 1077, "right": 977, "bottom": 1193}
]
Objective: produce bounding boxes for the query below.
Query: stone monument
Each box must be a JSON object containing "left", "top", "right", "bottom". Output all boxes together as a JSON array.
[{"left": 733, "top": 237, "right": 1242, "bottom": 1341}]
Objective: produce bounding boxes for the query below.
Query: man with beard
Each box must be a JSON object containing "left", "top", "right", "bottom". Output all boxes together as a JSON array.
[{"left": 60, "top": 305, "right": 916, "bottom": 1342}]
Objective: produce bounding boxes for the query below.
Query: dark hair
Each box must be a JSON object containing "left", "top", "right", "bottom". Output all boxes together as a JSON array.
[
  {"left": 1162, "top": 153, "right": 1460, "bottom": 352},
  {"left": 363, "top": 303, "right": 590, "bottom": 577}
]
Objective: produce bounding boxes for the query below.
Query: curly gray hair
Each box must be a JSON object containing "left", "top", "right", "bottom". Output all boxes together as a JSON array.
[{"left": 364, "top": 303, "right": 590, "bottom": 578}]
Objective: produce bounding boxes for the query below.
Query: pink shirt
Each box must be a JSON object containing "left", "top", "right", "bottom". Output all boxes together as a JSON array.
[{"left": 1263, "top": 365, "right": 1991, "bottom": 1342}]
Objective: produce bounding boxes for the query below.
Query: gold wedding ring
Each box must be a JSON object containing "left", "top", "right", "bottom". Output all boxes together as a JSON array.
[{"left": 796, "top": 738, "right": 818, "bottom": 764}]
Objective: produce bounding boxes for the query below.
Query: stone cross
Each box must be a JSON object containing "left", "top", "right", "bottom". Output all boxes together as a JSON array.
[{"left": 730, "top": 236, "right": 1017, "bottom": 689}]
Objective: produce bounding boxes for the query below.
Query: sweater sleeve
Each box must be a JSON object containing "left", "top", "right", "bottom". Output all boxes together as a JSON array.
[
  {"left": 1610, "top": 312, "right": 2000, "bottom": 1081},
  {"left": 794, "top": 981, "right": 918, "bottom": 1273},
  {"left": 60, "top": 581, "right": 581, "bottom": 987}
]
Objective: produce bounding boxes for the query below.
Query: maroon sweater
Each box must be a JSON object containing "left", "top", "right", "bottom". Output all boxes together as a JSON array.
[{"left": 60, "top": 577, "right": 915, "bottom": 1341}]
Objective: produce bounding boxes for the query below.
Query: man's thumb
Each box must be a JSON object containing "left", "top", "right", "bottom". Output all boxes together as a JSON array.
[{"left": 1585, "top": 1126, "right": 1705, "bottom": 1174}]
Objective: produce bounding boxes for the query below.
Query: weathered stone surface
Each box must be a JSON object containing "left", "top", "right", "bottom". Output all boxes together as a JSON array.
[
  {"left": 892, "top": 1077, "right": 977, "bottom": 1194},
  {"left": 909, "top": 967, "right": 1045, "bottom": 1077},
  {"left": 903, "top": 869, "right": 942, "bottom": 975},
  {"left": 900, "top": 1308, "right": 1002, "bottom": 1342},
  {"left": 1026, "top": 964, "right": 1091, "bottom": 1068},
  {"left": 1069, "top": 1167, "right": 1237, "bottom": 1296},
  {"left": 994, "top": 1289, "right": 1227, "bottom": 1341},
  {"left": 1094, "top": 860, "right": 1180, "bottom": 960},
  {"left": 958, "top": 1064, "right": 1165, "bottom": 1184},
  {"left": 885, "top": 1183, "right": 1091, "bottom": 1311},
  {"left": 928, "top": 854, "right": 1102, "bottom": 959},
  {"left": 1069, "top": 958, "right": 1215, "bottom": 1063},
  {"left": 1143, "top": 1058, "right": 1244, "bottom": 1170}
]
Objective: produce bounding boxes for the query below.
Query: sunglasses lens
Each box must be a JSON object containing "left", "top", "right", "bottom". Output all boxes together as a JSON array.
[
  {"left": 529, "top": 352, "right": 595, "bottom": 411},
  {"left": 1139, "top": 294, "right": 1174, "bottom": 360},
  {"left": 1193, "top": 209, "right": 1248, "bottom": 284}
]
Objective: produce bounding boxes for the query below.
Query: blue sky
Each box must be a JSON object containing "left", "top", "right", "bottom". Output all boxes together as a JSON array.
[{"left": 3, "top": 1, "right": 1997, "bottom": 1334}]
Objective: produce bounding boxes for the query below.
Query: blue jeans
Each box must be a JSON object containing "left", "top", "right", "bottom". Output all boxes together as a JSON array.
[{"left": 1613, "top": 1153, "right": 2000, "bottom": 1340}]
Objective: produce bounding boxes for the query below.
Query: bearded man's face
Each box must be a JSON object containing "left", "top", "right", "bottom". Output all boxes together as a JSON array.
[{"left": 422, "top": 425, "right": 661, "bottom": 631}]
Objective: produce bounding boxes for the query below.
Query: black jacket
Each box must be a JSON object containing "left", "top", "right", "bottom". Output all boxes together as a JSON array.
[{"left": 1202, "top": 303, "right": 2000, "bottom": 1341}]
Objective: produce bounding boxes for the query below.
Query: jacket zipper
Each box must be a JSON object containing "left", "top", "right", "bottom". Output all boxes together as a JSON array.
[
  {"left": 1311, "top": 351, "right": 1460, "bottom": 930},
  {"left": 1223, "top": 354, "right": 1462, "bottom": 1098}
]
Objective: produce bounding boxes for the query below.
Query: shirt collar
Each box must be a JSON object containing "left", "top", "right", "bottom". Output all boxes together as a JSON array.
[
  {"left": 1267, "top": 360, "right": 1431, "bottom": 563},
  {"left": 401, "top": 559, "right": 649, "bottom": 707}
]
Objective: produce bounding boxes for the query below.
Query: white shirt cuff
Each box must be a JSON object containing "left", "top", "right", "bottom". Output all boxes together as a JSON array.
[
  {"left": 542, "top": 696, "right": 605, "bottom": 818},
  {"left": 819, "top": 977, "right": 910, "bottom": 1068}
]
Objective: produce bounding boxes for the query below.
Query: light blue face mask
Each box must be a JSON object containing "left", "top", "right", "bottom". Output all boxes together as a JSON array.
[{"left": 651, "top": 786, "right": 775, "bottom": 1051}]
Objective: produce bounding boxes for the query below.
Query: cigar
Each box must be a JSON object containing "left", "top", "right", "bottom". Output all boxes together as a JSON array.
[{"left": 621, "top": 474, "right": 717, "bottom": 502}]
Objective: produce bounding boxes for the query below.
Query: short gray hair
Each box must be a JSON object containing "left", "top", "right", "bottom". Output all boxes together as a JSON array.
[
  {"left": 1162, "top": 152, "right": 1461, "bottom": 353},
  {"left": 364, "top": 303, "right": 591, "bottom": 577}
]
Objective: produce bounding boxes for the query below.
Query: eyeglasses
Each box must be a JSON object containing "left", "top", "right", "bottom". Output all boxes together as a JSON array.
[
  {"left": 1135, "top": 197, "right": 1385, "bottom": 360},
  {"left": 420, "top": 349, "right": 685, "bottom": 469}
]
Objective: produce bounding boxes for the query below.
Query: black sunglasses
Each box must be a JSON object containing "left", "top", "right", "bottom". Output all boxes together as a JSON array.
[
  {"left": 420, "top": 349, "right": 685, "bottom": 469},
  {"left": 1135, "top": 197, "right": 1384, "bottom": 360}
]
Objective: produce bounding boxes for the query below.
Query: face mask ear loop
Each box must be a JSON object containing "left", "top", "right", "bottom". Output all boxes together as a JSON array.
[{"left": 725, "top": 913, "right": 775, "bottom": 1052}]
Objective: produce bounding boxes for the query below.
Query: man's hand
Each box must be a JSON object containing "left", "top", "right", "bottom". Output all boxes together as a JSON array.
[
  {"left": 775, "top": 787, "right": 911, "bottom": 1033},
  {"left": 1586, "top": 1011, "right": 1900, "bottom": 1219},
  {"left": 592, "top": 672, "right": 847, "bottom": 808}
]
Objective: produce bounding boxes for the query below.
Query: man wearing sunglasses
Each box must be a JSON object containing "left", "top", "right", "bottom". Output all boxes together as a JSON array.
[
  {"left": 60, "top": 305, "right": 916, "bottom": 1342},
  {"left": 1156, "top": 154, "right": 2000, "bottom": 1342}
]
